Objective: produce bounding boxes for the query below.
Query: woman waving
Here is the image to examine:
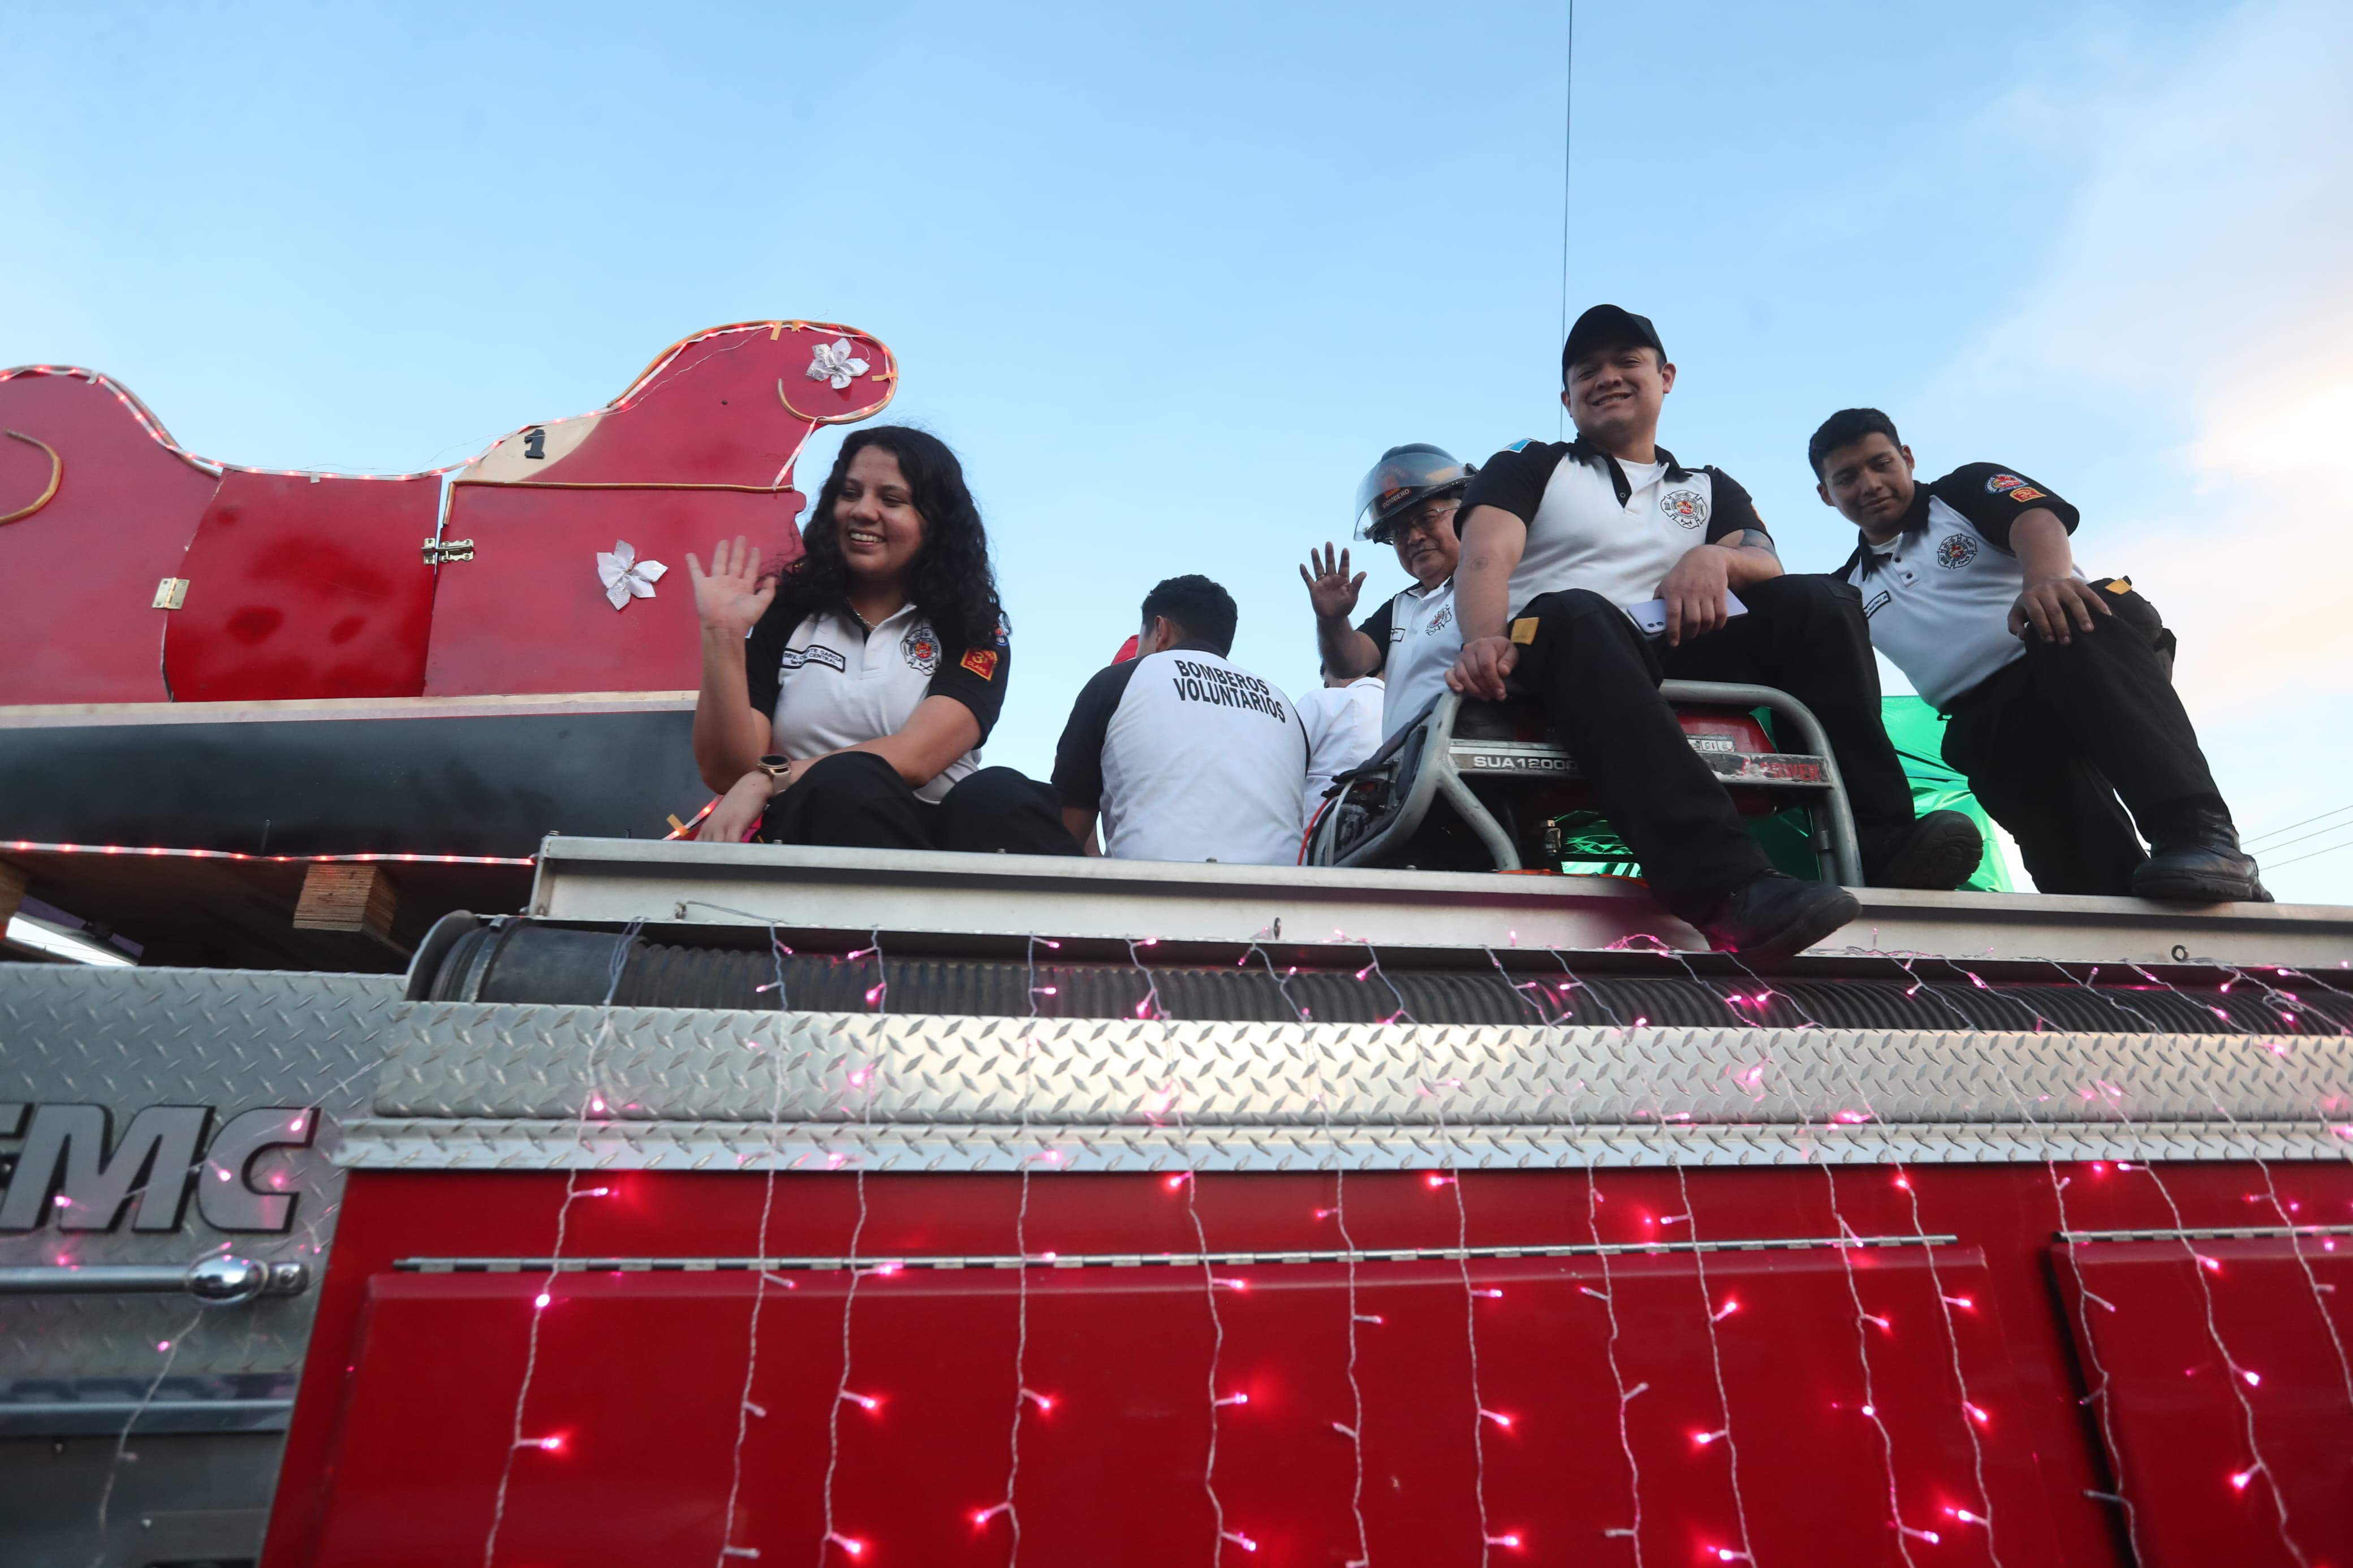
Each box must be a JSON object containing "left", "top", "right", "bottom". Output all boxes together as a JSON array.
[{"left": 686, "top": 426, "right": 1074, "bottom": 854}]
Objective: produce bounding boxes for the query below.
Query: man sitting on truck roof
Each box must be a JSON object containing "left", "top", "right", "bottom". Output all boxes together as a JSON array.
[
  {"left": 1054, "top": 575, "right": 1328, "bottom": 865},
  {"left": 1809, "top": 407, "right": 2266, "bottom": 901},
  {"left": 1299, "top": 443, "right": 1474, "bottom": 742},
  {"left": 1444, "top": 305, "right": 1983, "bottom": 961}
]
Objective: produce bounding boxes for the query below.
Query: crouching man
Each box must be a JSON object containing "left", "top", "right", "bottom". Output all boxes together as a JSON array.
[
  {"left": 1447, "top": 305, "right": 1983, "bottom": 960},
  {"left": 1809, "top": 408, "right": 2265, "bottom": 901},
  {"left": 1054, "top": 576, "right": 1318, "bottom": 865}
]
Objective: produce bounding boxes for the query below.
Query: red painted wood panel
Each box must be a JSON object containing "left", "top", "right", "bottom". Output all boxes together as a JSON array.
[
  {"left": 2058, "top": 1234, "right": 2353, "bottom": 1568},
  {"left": 0, "top": 370, "right": 220, "bottom": 704},
  {"left": 162, "top": 472, "right": 440, "bottom": 701},
  {"left": 420, "top": 485, "right": 804, "bottom": 697}
]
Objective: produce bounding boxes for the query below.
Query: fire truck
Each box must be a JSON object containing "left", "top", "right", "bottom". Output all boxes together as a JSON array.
[{"left": 4, "top": 325, "right": 2350, "bottom": 1568}]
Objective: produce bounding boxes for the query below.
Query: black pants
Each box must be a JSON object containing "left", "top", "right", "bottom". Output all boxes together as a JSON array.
[
  {"left": 1510, "top": 575, "right": 1916, "bottom": 920},
  {"left": 1939, "top": 584, "right": 2223, "bottom": 896},
  {"left": 759, "top": 751, "right": 1080, "bottom": 856}
]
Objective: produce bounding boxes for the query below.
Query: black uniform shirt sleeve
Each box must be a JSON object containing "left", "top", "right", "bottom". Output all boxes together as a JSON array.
[
  {"left": 1928, "top": 463, "right": 2080, "bottom": 552},
  {"left": 1459, "top": 441, "right": 1571, "bottom": 526},
  {"left": 1051, "top": 660, "right": 1143, "bottom": 811},
  {"left": 1699, "top": 468, "right": 1772, "bottom": 548},
  {"left": 1354, "top": 595, "right": 1395, "bottom": 674},
  {"left": 924, "top": 620, "right": 1011, "bottom": 743},
  {"left": 742, "top": 601, "right": 806, "bottom": 722}
]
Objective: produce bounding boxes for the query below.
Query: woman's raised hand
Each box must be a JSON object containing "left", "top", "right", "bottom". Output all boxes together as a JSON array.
[{"left": 684, "top": 535, "right": 778, "bottom": 636}]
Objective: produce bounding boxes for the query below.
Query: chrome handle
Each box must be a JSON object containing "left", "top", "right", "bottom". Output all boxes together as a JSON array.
[{"left": 0, "top": 1256, "right": 308, "bottom": 1304}]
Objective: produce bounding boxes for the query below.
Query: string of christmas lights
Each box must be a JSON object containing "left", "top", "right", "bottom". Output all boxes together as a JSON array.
[
  {"left": 1877, "top": 945, "right": 2148, "bottom": 1559},
  {"left": 2031, "top": 956, "right": 2314, "bottom": 1565},
  {"left": 2116, "top": 961, "right": 2353, "bottom": 1446},
  {"left": 817, "top": 934, "right": 889, "bottom": 1566},
  {"left": 482, "top": 917, "right": 644, "bottom": 1567},
  {"left": 711, "top": 927, "right": 797, "bottom": 1564},
  {"left": 1717, "top": 950, "right": 2002, "bottom": 1562}
]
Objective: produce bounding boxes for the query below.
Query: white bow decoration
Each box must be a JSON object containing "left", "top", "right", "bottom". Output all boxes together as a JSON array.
[
  {"left": 806, "top": 336, "right": 870, "bottom": 391},
  {"left": 596, "top": 539, "right": 668, "bottom": 611}
]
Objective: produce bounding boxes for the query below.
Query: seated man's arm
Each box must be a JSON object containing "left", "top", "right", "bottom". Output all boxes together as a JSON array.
[
  {"left": 1657, "top": 472, "right": 1784, "bottom": 647},
  {"left": 1051, "top": 663, "right": 1133, "bottom": 859},
  {"left": 2008, "top": 508, "right": 2110, "bottom": 643},
  {"left": 1445, "top": 504, "right": 1528, "bottom": 701},
  {"left": 1060, "top": 805, "right": 1102, "bottom": 856}
]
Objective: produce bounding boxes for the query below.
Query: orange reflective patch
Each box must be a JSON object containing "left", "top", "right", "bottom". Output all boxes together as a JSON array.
[
  {"left": 960, "top": 649, "right": 999, "bottom": 681},
  {"left": 1510, "top": 617, "right": 1540, "bottom": 645}
]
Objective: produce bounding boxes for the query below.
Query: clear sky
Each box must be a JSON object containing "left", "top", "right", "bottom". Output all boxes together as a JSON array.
[{"left": 7, "top": 1, "right": 2350, "bottom": 900}]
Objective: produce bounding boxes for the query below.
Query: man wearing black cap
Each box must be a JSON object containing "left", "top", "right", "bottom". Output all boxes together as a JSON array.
[
  {"left": 1808, "top": 407, "right": 2266, "bottom": 901},
  {"left": 1446, "top": 305, "right": 1982, "bottom": 959}
]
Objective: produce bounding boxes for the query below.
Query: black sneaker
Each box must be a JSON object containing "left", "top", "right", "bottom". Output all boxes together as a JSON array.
[
  {"left": 1695, "top": 871, "right": 1860, "bottom": 963},
  {"left": 1861, "top": 810, "right": 1984, "bottom": 891},
  {"left": 2132, "top": 810, "right": 2271, "bottom": 903}
]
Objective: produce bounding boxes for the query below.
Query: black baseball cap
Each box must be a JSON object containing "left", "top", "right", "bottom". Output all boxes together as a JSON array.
[{"left": 1561, "top": 304, "right": 1665, "bottom": 384}]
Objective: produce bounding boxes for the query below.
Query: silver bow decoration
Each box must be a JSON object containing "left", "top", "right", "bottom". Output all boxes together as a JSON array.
[
  {"left": 806, "top": 336, "right": 870, "bottom": 391},
  {"left": 596, "top": 539, "right": 668, "bottom": 611}
]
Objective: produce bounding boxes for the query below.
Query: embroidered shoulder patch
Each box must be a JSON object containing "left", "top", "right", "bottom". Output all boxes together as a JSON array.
[
  {"left": 1985, "top": 473, "right": 2027, "bottom": 494},
  {"left": 960, "top": 649, "right": 999, "bottom": 681},
  {"left": 2008, "top": 486, "right": 2047, "bottom": 504}
]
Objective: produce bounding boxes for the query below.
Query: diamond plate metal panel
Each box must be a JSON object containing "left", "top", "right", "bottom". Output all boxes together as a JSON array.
[
  {"left": 348, "top": 1002, "right": 2353, "bottom": 1170},
  {"left": 0, "top": 967, "right": 399, "bottom": 1411}
]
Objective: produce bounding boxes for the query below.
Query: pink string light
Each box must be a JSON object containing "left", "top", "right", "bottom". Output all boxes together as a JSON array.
[
  {"left": 482, "top": 918, "right": 644, "bottom": 1568},
  {"left": 817, "top": 933, "right": 885, "bottom": 1567}
]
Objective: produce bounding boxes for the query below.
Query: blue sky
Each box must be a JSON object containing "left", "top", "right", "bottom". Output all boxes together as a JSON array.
[{"left": 7, "top": 1, "right": 2350, "bottom": 900}]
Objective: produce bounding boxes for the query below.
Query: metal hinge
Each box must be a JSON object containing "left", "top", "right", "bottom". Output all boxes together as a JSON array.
[
  {"left": 152, "top": 577, "right": 189, "bottom": 610},
  {"left": 423, "top": 537, "right": 476, "bottom": 565}
]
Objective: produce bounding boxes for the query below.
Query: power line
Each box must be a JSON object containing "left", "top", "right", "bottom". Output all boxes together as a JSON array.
[
  {"left": 1554, "top": 0, "right": 1576, "bottom": 440},
  {"left": 2240, "top": 801, "right": 2353, "bottom": 850},
  {"left": 2245, "top": 815, "right": 2353, "bottom": 859},
  {"left": 2261, "top": 832, "right": 2353, "bottom": 873}
]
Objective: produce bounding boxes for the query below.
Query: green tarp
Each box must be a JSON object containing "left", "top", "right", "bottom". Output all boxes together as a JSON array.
[{"left": 1551, "top": 697, "right": 2013, "bottom": 891}]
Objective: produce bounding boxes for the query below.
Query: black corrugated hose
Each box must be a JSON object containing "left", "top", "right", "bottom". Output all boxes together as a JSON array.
[{"left": 411, "top": 919, "right": 2353, "bottom": 1036}]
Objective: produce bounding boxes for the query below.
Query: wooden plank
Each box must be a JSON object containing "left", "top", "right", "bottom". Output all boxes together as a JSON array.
[{"left": 293, "top": 863, "right": 399, "bottom": 944}]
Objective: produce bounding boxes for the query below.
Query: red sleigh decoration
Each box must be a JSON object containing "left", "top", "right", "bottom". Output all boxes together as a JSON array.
[{"left": 0, "top": 321, "right": 897, "bottom": 707}]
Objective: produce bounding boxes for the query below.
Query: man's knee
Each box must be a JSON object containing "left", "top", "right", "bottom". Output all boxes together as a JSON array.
[
  {"left": 1747, "top": 572, "right": 1863, "bottom": 621},
  {"left": 1514, "top": 589, "right": 1646, "bottom": 675}
]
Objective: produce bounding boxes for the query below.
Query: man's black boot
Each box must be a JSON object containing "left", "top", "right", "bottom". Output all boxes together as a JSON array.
[
  {"left": 2132, "top": 809, "right": 2270, "bottom": 903},
  {"left": 1693, "top": 871, "right": 1860, "bottom": 963},
  {"left": 1860, "top": 809, "right": 1984, "bottom": 891}
]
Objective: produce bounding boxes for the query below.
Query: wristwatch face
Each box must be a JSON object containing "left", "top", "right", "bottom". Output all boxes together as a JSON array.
[{"left": 759, "top": 754, "right": 789, "bottom": 769}]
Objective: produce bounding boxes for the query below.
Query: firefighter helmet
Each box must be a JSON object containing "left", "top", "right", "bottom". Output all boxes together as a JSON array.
[{"left": 1354, "top": 443, "right": 1474, "bottom": 543}]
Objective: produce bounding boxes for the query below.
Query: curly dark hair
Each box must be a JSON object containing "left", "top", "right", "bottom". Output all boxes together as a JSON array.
[{"left": 766, "top": 425, "right": 1005, "bottom": 648}]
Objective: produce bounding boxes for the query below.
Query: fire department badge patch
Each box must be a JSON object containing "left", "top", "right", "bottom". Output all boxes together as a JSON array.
[
  {"left": 960, "top": 649, "right": 998, "bottom": 681},
  {"left": 1427, "top": 606, "right": 1454, "bottom": 636},
  {"left": 1935, "top": 533, "right": 1979, "bottom": 569},
  {"left": 900, "top": 625, "right": 941, "bottom": 673},
  {"left": 1985, "top": 473, "right": 2027, "bottom": 494},
  {"left": 2008, "top": 486, "right": 2047, "bottom": 504},
  {"left": 1660, "top": 489, "right": 1708, "bottom": 528}
]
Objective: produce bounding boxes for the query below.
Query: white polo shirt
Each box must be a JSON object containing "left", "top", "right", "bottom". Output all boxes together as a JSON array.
[
  {"left": 1295, "top": 676, "right": 1386, "bottom": 817},
  {"left": 1053, "top": 646, "right": 1308, "bottom": 864},
  {"left": 1355, "top": 578, "right": 1460, "bottom": 736},
  {"left": 744, "top": 601, "right": 1009, "bottom": 803},
  {"left": 1838, "top": 463, "right": 2084, "bottom": 711},
  {"left": 1461, "top": 439, "right": 1769, "bottom": 617}
]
